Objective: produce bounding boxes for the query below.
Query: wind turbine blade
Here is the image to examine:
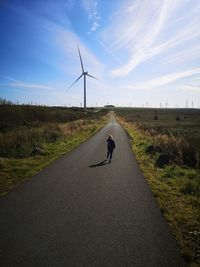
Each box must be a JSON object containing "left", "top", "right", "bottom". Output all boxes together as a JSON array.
[
  {"left": 86, "top": 73, "right": 98, "bottom": 80},
  {"left": 78, "top": 46, "right": 84, "bottom": 73},
  {"left": 67, "top": 74, "right": 83, "bottom": 90}
]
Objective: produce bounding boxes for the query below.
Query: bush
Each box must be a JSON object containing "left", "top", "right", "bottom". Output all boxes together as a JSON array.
[
  {"left": 182, "top": 145, "right": 197, "bottom": 168},
  {"left": 153, "top": 134, "right": 183, "bottom": 161},
  {"left": 154, "top": 115, "right": 158, "bottom": 120},
  {"left": 152, "top": 134, "right": 200, "bottom": 169}
]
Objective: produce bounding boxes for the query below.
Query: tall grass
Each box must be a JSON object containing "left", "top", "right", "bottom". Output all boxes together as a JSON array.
[
  {"left": 0, "top": 119, "right": 102, "bottom": 159},
  {"left": 0, "top": 105, "right": 80, "bottom": 131},
  {"left": 0, "top": 104, "right": 107, "bottom": 159},
  {"left": 115, "top": 108, "right": 200, "bottom": 169},
  {"left": 0, "top": 108, "right": 108, "bottom": 196},
  {"left": 0, "top": 124, "right": 61, "bottom": 158},
  {"left": 118, "top": 116, "right": 200, "bottom": 266},
  {"left": 0, "top": 104, "right": 106, "bottom": 131},
  {"left": 149, "top": 131, "right": 199, "bottom": 168}
]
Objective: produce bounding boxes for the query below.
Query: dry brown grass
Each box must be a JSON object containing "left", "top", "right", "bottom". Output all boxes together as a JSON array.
[
  {"left": 58, "top": 119, "right": 89, "bottom": 136},
  {"left": 0, "top": 124, "right": 61, "bottom": 158},
  {"left": 0, "top": 113, "right": 108, "bottom": 196},
  {"left": 116, "top": 112, "right": 200, "bottom": 266}
]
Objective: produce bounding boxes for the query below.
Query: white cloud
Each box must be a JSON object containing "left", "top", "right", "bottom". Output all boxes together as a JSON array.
[
  {"left": 97, "top": 40, "right": 123, "bottom": 63},
  {"left": 158, "top": 42, "right": 200, "bottom": 69},
  {"left": 180, "top": 85, "right": 200, "bottom": 93},
  {"left": 2, "top": 77, "right": 56, "bottom": 91},
  {"left": 90, "top": 21, "right": 99, "bottom": 32},
  {"left": 81, "top": 0, "right": 100, "bottom": 33},
  {"left": 1, "top": 3, "right": 104, "bottom": 102},
  {"left": 127, "top": 68, "right": 200, "bottom": 90},
  {"left": 54, "top": 26, "right": 104, "bottom": 78},
  {"left": 100, "top": 0, "right": 200, "bottom": 77}
]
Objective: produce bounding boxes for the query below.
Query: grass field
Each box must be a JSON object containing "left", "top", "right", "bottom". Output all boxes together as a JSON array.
[
  {"left": 115, "top": 107, "right": 200, "bottom": 267},
  {"left": 1, "top": 104, "right": 199, "bottom": 265},
  {"left": 0, "top": 104, "right": 108, "bottom": 196}
]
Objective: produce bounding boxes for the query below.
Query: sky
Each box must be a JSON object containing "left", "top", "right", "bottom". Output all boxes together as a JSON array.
[{"left": 0, "top": 0, "right": 200, "bottom": 108}]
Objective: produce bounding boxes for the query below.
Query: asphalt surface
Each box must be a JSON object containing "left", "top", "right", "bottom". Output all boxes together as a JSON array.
[{"left": 0, "top": 116, "right": 186, "bottom": 267}]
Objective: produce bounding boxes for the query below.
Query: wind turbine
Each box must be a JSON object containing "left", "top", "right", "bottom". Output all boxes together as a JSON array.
[{"left": 68, "top": 46, "right": 97, "bottom": 110}]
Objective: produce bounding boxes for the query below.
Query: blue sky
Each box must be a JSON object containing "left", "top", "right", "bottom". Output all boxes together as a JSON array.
[{"left": 0, "top": 0, "right": 200, "bottom": 107}]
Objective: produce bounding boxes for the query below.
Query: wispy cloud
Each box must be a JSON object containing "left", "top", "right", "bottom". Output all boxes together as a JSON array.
[
  {"left": 54, "top": 26, "right": 104, "bottom": 78},
  {"left": 97, "top": 39, "right": 123, "bottom": 63},
  {"left": 158, "top": 42, "right": 200, "bottom": 69},
  {"left": 178, "top": 76, "right": 200, "bottom": 93},
  {"left": 2, "top": 77, "right": 55, "bottom": 91},
  {"left": 81, "top": 0, "right": 100, "bottom": 33},
  {"left": 7, "top": 1, "right": 104, "bottom": 77},
  {"left": 127, "top": 68, "right": 200, "bottom": 90},
  {"left": 1, "top": 0, "right": 199, "bottom": 107},
  {"left": 180, "top": 85, "right": 200, "bottom": 93},
  {"left": 7, "top": 0, "right": 73, "bottom": 29},
  {"left": 100, "top": 0, "right": 200, "bottom": 77}
]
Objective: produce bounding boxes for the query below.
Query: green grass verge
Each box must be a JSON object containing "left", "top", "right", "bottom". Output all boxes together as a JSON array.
[
  {"left": 0, "top": 119, "right": 106, "bottom": 197},
  {"left": 119, "top": 119, "right": 200, "bottom": 267}
]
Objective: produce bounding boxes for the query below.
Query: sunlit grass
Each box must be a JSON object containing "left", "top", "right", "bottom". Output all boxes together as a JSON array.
[
  {"left": 0, "top": 115, "right": 107, "bottom": 196},
  {"left": 118, "top": 117, "right": 200, "bottom": 267}
]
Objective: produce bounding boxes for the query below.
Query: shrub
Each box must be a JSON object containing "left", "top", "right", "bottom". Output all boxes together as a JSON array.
[
  {"left": 151, "top": 133, "right": 199, "bottom": 169},
  {"left": 153, "top": 134, "right": 184, "bottom": 161},
  {"left": 154, "top": 115, "right": 158, "bottom": 120},
  {"left": 182, "top": 145, "right": 197, "bottom": 168}
]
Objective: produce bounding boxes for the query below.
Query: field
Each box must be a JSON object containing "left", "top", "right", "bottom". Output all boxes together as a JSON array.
[
  {"left": 1, "top": 104, "right": 199, "bottom": 265},
  {"left": 115, "top": 108, "right": 200, "bottom": 266},
  {"left": 0, "top": 104, "right": 108, "bottom": 196}
]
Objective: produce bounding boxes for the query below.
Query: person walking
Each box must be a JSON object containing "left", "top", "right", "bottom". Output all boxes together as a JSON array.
[{"left": 106, "top": 134, "right": 115, "bottom": 163}]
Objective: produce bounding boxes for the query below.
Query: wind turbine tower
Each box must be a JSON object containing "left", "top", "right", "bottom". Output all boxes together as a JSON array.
[{"left": 68, "top": 46, "right": 97, "bottom": 110}]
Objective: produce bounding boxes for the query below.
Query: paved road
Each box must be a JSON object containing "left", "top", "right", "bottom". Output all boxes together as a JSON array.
[{"left": 0, "top": 117, "right": 185, "bottom": 267}]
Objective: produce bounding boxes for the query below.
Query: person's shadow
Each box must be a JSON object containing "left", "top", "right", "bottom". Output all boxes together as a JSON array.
[{"left": 89, "top": 160, "right": 110, "bottom": 168}]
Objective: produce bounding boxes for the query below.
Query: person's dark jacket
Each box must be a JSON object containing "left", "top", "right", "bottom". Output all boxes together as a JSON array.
[{"left": 107, "top": 139, "right": 115, "bottom": 151}]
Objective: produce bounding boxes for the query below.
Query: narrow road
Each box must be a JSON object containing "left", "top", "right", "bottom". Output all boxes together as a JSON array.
[{"left": 0, "top": 117, "right": 185, "bottom": 266}]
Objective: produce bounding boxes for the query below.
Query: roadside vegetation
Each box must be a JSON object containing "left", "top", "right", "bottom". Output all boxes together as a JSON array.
[
  {"left": 116, "top": 108, "right": 200, "bottom": 267},
  {"left": 0, "top": 103, "right": 108, "bottom": 196}
]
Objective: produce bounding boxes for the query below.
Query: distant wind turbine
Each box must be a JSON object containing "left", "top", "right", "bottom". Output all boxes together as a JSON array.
[{"left": 68, "top": 46, "right": 97, "bottom": 110}]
